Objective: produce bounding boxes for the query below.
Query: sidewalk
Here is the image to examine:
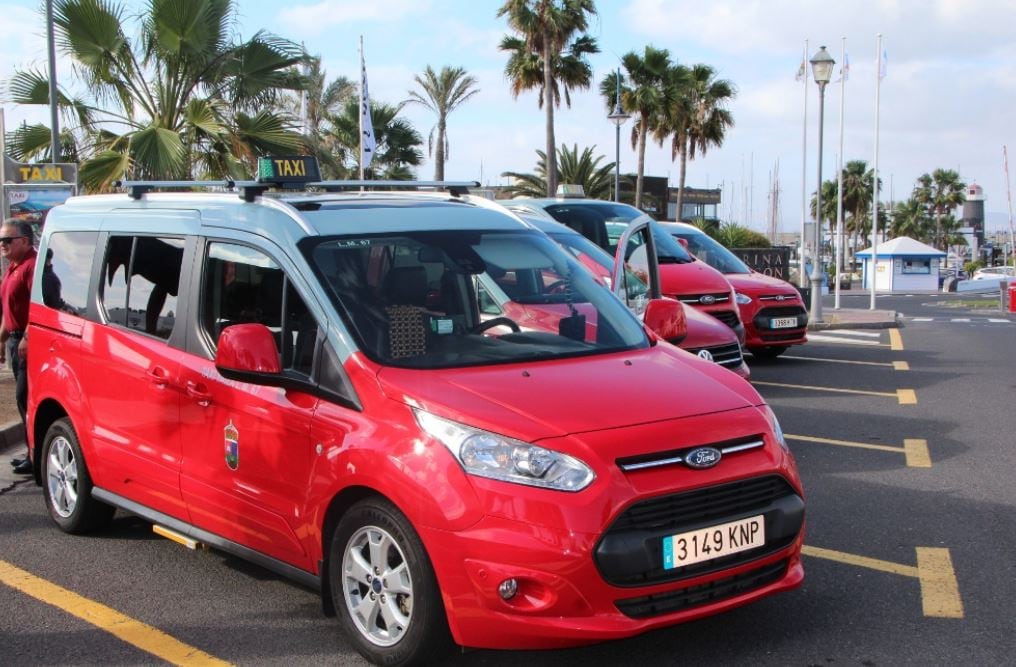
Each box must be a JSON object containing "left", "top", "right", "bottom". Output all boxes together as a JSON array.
[
  {"left": 0, "top": 367, "right": 28, "bottom": 490},
  {"left": 808, "top": 307, "right": 900, "bottom": 331}
]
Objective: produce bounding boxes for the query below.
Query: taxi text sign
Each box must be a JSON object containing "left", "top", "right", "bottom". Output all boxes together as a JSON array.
[{"left": 3, "top": 155, "right": 78, "bottom": 184}]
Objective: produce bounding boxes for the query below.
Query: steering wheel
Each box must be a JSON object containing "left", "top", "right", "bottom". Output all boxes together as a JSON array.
[
  {"left": 544, "top": 279, "right": 570, "bottom": 294},
  {"left": 472, "top": 317, "right": 521, "bottom": 333}
]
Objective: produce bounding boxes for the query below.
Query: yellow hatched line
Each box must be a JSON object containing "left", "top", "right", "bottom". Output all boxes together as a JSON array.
[
  {"left": 803, "top": 546, "right": 963, "bottom": 619},
  {"left": 0, "top": 560, "right": 231, "bottom": 666}
]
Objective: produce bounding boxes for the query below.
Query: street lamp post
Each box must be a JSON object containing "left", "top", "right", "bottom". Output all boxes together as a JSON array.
[
  {"left": 607, "top": 68, "right": 631, "bottom": 202},
  {"left": 809, "top": 46, "right": 835, "bottom": 323}
]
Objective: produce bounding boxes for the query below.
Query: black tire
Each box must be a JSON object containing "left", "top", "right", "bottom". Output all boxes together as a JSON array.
[
  {"left": 748, "top": 345, "right": 788, "bottom": 359},
  {"left": 329, "top": 498, "right": 452, "bottom": 666},
  {"left": 41, "top": 418, "right": 115, "bottom": 534}
]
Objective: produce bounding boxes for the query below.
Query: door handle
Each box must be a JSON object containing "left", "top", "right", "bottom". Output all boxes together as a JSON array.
[
  {"left": 186, "top": 381, "right": 212, "bottom": 407},
  {"left": 147, "top": 366, "right": 169, "bottom": 388}
]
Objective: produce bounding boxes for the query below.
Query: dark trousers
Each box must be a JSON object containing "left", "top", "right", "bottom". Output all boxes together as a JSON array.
[{"left": 7, "top": 334, "right": 27, "bottom": 427}]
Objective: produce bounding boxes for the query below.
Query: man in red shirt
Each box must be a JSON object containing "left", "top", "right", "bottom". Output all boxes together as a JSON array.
[{"left": 0, "top": 219, "right": 38, "bottom": 475}]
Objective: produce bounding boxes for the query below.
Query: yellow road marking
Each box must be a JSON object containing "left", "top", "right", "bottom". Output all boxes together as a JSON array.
[
  {"left": 802, "top": 545, "right": 918, "bottom": 577},
  {"left": 786, "top": 434, "right": 931, "bottom": 467},
  {"left": 0, "top": 560, "right": 231, "bottom": 666},
  {"left": 803, "top": 545, "right": 964, "bottom": 618},
  {"left": 893, "top": 361, "right": 910, "bottom": 371},
  {"left": 916, "top": 548, "right": 965, "bottom": 618},
  {"left": 897, "top": 388, "right": 918, "bottom": 405},
  {"left": 782, "top": 354, "right": 899, "bottom": 368},
  {"left": 754, "top": 381, "right": 916, "bottom": 405},
  {"left": 904, "top": 439, "right": 932, "bottom": 468},
  {"left": 890, "top": 329, "right": 904, "bottom": 350}
]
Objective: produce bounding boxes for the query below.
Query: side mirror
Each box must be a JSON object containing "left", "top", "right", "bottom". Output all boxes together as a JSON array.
[
  {"left": 643, "top": 297, "right": 687, "bottom": 345},
  {"left": 215, "top": 323, "right": 282, "bottom": 380}
]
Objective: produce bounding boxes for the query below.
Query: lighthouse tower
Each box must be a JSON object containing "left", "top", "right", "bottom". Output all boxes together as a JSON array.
[{"left": 961, "top": 183, "right": 985, "bottom": 257}]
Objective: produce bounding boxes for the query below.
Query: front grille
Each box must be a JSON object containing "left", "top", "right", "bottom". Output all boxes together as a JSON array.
[
  {"left": 757, "top": 305, "right": 807, "bottom": 319},
  {"left": 761, "top": 331, "right": 807, "bottom": 342},
  {"left": 615, "top": 559, "right": 789, "bottom": 619},
  {"left": 595, "top": 476, "right": 803, "bottom": 586},
  {"left": 676, "top": 292, "right": 730, "bottom": 305},
  {"left": 609, "top": 476, "right": 793, "bottom": 533},
  {"left": 709, "top": 310, "right": 741, "bottom": 329},
  {"left": 758, "top": 294, "right": 801, "bottom": 303},
  {"left": 686, "top": 342, "right": 743, "bottom": 368}
]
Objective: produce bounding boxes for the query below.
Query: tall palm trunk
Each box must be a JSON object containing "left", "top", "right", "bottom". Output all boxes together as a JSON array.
[
  {"left": 675, "top": 141, "right": 689, "bottom": 221},
  {"left": 544, "top": 32, "right": 557, "bottom": 197},
  {"left": 635, "top": 113, "right": 648, "bottom": 209},
  {"left": 434, "top": 117, "right": 447, "bottom": 181}
]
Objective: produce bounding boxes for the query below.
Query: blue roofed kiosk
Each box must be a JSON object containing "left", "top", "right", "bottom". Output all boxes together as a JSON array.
[{"left": 855, "top": 237, "right": 947, "bottom": 292}]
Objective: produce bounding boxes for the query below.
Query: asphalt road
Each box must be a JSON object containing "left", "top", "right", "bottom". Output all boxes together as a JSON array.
[{"left": 2, "top": 292, "right": 1014, "bottom": 665}]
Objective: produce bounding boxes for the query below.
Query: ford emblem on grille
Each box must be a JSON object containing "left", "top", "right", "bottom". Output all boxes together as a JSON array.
[
  {"left": 685, "top": 447, "right": 722, "bottom": 469},
  {"left": 699, "top": 295, "right": 716, "bottom": 305},
  {"left": 697, "top": 349, "right": 714, "bottom": 362},
  {"left": 775, "top": 294, "right": 787, "bottom": 301}
]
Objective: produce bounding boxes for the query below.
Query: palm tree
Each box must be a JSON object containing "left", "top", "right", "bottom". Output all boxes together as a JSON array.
[
  {"left": 914, "top": 169, "right": 966, "bottom": 250},
  {"left": 498, "top": 0, "right": 599, "bottom": 197},
  {"left": 278, "top": 56, "right": 354, "bottom": 178},
  {"left": 501, "top": 143, "right": 616, "bottom": 198},
  {"left": 890, "top": 197, "right": 931, "bottom": 240},
  {"left": 659, "top": 64, "right": 735, "bottom": 220},
  {"left": 601, "top": 46, "right": 672, "bottom": 210},
  {"left": 5, "top": 0, "right": 308, "bottom": 191},
  {"left": 406, "top": 66, "right": 480, "bottom": 181},
  {"left": 326, "top": 100, "right": 423, "bottom": 179}
]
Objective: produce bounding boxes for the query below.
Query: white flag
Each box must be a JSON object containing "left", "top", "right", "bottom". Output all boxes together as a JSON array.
[
  {"left": 794, "top": 50, "right": 807, "bottom": 82},
  {"left": 838, "top": 51, "right": 850, "bottom": 82},
  {"left": 360, "top": 39, "right": 376, "bottom": 169},
  {"left": 879, "top": 47, "right": 888, "bottom": 80}
]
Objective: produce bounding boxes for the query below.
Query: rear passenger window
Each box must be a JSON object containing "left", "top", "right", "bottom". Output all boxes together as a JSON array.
[
  {"left": 39, "top": 231, "right": 98, "bottom": 315},
  {"left": 202, "top": 242, "right": 317, "bottom": 376},
  {"left": 101, "top": 236, "right": 184, "bottom": 339}
]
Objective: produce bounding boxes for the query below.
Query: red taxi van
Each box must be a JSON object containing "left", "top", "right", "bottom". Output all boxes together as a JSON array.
[
  {"left": 26, "top": 160, "right": 803, "bottom": 665},
  {"left": 662, "top": 222, "right": 809, "bottom": 358}
]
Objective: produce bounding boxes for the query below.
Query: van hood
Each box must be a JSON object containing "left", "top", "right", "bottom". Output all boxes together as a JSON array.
[
  {"left": 680, "top": 302, "right": 739, "bottom": 348},
  {"left": 376, "top": 346, "right": 760, "bottom": 442},
  {"left": 659, "top": 261, "right": 733, "bottom": 296}
]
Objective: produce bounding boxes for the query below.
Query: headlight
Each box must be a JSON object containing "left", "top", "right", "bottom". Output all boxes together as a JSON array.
[
  {"left": 735, "top": 291, "right": 752, "bottom": 305},
  {"left": 762, "top": 405, "right": 789, "bottom": 451},
  {"left": 414, "top": 409, "right": 595, "bottom": 492}
]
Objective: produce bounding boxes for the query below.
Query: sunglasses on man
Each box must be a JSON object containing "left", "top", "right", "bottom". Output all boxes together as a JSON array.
[{"left": 0, "top": 236, "right": 26, "bottom": 245}]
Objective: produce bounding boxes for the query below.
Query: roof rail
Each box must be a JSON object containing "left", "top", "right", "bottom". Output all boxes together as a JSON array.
[
  {"left": 115, "top": 179, "right": 236, "bottom": 200},
  {"left": 113, "top": 178, "right": 480, "bottom": 202}
]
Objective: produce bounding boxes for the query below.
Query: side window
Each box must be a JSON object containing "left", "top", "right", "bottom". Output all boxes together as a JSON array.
[
  {"left": 101, "top": 235, "right": 184, "bottom": 340},
  {"left": 202, "top": 242, "right": 316, "bottom": 376},
  {"left": 39, "top": 231, "right": 99, "bottom": 315}
]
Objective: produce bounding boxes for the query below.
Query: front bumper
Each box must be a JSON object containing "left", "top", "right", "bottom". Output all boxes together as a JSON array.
[
  {"left": 742, "top": 303, "right": 809, "bottom": 348},
  {"left": 422, "top": 473, "right": 804, "bottom": 650}
]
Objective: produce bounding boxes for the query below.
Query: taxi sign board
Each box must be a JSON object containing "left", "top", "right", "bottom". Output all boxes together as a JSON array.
[{"left": 256, "top": 156, "right": 321, "bottom": 187}]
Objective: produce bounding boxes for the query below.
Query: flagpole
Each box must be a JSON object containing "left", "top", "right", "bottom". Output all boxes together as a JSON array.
[
  {"left": 834, "top": 37, "right": 846, "bottom": 309},
  {"left": 359, "top": 35, "right": 365, "bottom": 183},
  {"left": 800, "top": 38, "right": 809, "bottom": 288},
  {"left": 1004, "top": 146, "right": 1015, "bottom": 271},
  {"left": 870, "top": 34, "right": 883, "bottom": 310},
  {"left": 1, "top": 108, "right": 8, "bottom": 219}
]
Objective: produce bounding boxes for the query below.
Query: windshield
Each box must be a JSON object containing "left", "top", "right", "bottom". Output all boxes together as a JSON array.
[
  {"left": 547, "top": 230, "right": 650, "bottom": 306},
  {"left": 672, "top": 229, "right": 752, "bottom": 274},
  {"left": 543, "top": 202, "right": 692, "bottom": 263},
  {"left": 306, "top": 229, "right": 648, "bottom": 369}
]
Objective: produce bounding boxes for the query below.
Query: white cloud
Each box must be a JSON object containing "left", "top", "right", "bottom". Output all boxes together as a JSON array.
[{"left": 278, "top": 0, "right": 433, "bottom": 35}]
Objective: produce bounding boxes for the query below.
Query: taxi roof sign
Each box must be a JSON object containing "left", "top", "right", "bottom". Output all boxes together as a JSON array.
[{"left": 257, "top": 156, "right": 321, "bottom": 187}]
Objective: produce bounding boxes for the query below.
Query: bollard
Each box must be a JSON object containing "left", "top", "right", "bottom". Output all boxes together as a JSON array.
[{"left": 1009, "top": 280, "right": 1016, "bottom": 314}]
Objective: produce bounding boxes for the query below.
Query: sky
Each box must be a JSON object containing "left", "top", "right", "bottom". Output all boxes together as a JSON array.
[{"left": 2, "top": 0, "right": 1015, "bottom": 234}]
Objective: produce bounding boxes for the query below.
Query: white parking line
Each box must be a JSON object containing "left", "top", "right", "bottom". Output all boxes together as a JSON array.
[
  {"left": 951, "top": 318, "right": 971, "bottom": 322},
  {"left": 988, "top": 318, "right": 1012, "bottom": 323},
  {"left": 912, "top": 317, "right": 934, "bottom": 322}
]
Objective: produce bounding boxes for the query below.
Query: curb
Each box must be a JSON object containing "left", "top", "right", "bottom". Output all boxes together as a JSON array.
[{"left": 809, "top": 317, "right": 902, "bottom": 332}]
